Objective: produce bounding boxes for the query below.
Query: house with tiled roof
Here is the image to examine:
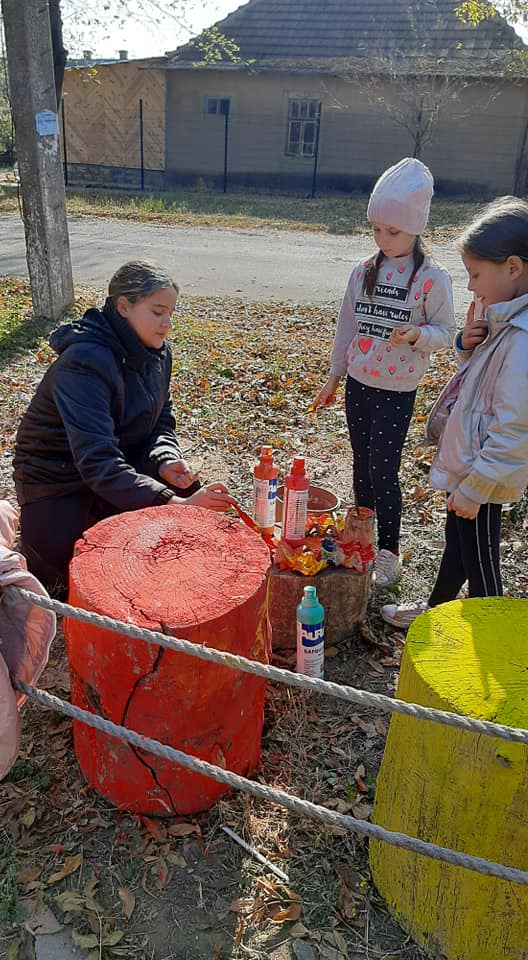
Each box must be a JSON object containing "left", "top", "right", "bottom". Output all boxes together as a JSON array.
[
  {"left": 169, "top": 0, "right": 521, "bottom": 67},
  {"left": 60, "top": 0, "right": 528, "bottom": 194},
  {"left": 161, "top": 0, "right": 528, "bottom": 194}
]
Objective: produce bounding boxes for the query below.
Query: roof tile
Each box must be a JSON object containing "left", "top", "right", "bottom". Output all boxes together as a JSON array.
[{"left": 167, "top": 0, "right": 525, "bottom": 66}]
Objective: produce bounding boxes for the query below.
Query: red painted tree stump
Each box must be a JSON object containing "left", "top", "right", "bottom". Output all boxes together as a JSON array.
[{"left": 63, "top": 505, "right": 272, "bottom": 815}]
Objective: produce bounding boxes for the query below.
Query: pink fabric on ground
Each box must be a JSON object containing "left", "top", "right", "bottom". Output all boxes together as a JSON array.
[
  {"left": 0, "top": 500, "right": 56, "bottom": 779},
  {"left": 0, "top": 654, "right": 19, "bottom": 780}
]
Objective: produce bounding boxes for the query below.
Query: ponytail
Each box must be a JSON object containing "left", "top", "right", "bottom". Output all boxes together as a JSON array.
[{"left": 363, "top": 249, "right": 384, "bottom": 297}]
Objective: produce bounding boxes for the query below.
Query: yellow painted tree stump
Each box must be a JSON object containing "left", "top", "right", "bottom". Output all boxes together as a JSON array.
[{"left": 370, "top": 597, "right": 528, "bottom": 960}]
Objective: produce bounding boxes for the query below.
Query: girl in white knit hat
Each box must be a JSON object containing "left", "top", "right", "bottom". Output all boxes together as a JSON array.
[{"left": 312, "top": 157, "right": 455, "bottom": 587}]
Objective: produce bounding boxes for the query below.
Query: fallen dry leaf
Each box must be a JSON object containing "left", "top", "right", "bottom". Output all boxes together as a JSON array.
[
  {"left": 0, "top": 797, "right": 28, "bottom": 826},
  {"left": 166, "top": 850, "right": 187, "bottom": 868},
  {"left": 72, "top": 930, "right": 99, "bottom": 950},
  {"left": 332, "top": 927, "right": 348, "bottom": 953},
  {"left": 270, "top": 901, "right": 302, "bottom": 923},
  {"left": 103, "top": 930, "right": 125, "bottom": 947},
  {"left": 118, "top": 886, "right": 136, "bottom": 920},
  {"left": 234, "top": 916, "right": 245, "bottom": 947},
  {"left": 354, "top": 764, "right": 368, "bottom": 794},
  {"left": 211, "top": 936, "right": 224, "bottom": 960},
  {"left": 352, "top": 802, "right": 373, "bottom": 820},
  {"left": 47, "top": 719, "right": 71, "bottom": 736},
  {"left": 86, "top": 910, "right": 100, "bottom": 936},
  {"left": 21, "top": 808, "right": 36, "bottom": 829},
  {"left": 230, "top": 897, "right": 253, "bottom": 914},
  {"left": 167, "top": 822, "right": 200, "bottom": 838},
  {"left": 83, "top": 875, "right": 100, "bottom": 912},
  {"left": 152, "top": 857, "right": 170, "bottom": 891},
  {"left": 22, "top": 897, "right": 62, "bottom": 935},
  {"left": 139, "top": 816, "right": 167, "bottom": 842},
  {"left": 19, "top": 865, "right": 43, "bottom": 886},
  {"left": 47, "top": 853, "right": 83, "bottom": 884},
  {"left": 290, "top": 921, "right": 310, "bottom": 938},
  {"left": 54, "top": 890, "right": 85, "bottom": 913},
  {"left": 366, "top": 656, "right": 386, "bottom": 674}
]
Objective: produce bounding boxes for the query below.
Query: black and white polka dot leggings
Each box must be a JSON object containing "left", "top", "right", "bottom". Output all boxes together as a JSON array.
[{"left": 345, "top": 376, "right": 416, "bottom": 552}]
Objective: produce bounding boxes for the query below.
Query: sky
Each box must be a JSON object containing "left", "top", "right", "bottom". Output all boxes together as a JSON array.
[{"left": 65, "top": 0, "right": 244, "bottom": 60}]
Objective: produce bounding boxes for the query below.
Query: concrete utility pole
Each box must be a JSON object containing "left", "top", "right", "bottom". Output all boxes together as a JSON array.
[{"left": 2, "top": 0, "right": 74, "bottom": 320}]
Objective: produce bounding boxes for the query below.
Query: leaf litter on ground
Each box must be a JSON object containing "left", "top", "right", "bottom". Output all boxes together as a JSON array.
[{"left": 0, "top": 278, "right": 527, "bottom": 960}]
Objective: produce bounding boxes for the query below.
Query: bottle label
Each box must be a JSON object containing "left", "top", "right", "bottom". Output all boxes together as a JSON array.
[
  {"left": 283, "top": 488, "right": 309, "bottom": 541},
  {"left": 252, "top": 477, "right": 277, "bottom": 529},
  {"left": 296, "top": 621, "right": 325, "bottom": 679}
]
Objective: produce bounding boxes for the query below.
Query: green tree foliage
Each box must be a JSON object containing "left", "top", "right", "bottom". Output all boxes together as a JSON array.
[{"left": 456, "top": 1, "right": 528, "bottom": 26}]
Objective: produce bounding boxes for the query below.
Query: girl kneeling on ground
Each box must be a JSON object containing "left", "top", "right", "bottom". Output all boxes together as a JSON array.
[{"left": 13, "top": 260, "right": 235, "bottom": 594}]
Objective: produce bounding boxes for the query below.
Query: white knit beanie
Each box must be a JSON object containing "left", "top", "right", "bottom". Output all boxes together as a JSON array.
[{"left": 367, "top": 157, "right": 434, "bottom": 235}]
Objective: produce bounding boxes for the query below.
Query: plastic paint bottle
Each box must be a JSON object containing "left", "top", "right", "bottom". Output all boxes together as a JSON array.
[
  {"left": 252, "top": 445, "right": 279, "bottom": 536},
  {"left": 282, "top": 456, "right": 310, "bottom": 546},
  {"left": 296, "top": 585, "right": 325, "bottom": 678}
]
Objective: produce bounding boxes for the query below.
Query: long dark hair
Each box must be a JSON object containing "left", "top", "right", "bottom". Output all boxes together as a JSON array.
[
  {"left": 458, "top": 196, "right": 528, "bottom": 263},
  {"left": 108, "top": 261, "right": 179, "bottom": 304},
  {"left": 363, "top": 237, "right": 426, "bottom": 298}
]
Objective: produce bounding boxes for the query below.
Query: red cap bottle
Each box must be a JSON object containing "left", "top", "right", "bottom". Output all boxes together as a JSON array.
[{"left": 282, "top": 456, "right": 310, "bottom": 546}]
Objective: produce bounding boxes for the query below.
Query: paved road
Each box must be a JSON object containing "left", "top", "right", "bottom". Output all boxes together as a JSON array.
[{"left": 0, "top": 214, "right": 468, "bottom": 303}]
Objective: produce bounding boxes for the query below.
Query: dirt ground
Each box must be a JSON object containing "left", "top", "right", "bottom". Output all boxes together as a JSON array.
[{"left": 1, "top": 276, "right": 527, "bottom": 960}]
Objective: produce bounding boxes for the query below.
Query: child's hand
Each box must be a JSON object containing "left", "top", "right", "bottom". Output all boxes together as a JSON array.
[
  {"left": 447, "top": 488, "right": 480, "bottom": 519},
  {"left": 159, "top": 459, "right": 199, "bottom": 489},
  {"left": 389, "top": 324, "right": 420, "bottom": 346},
  {"left": 311, "top": 375, "right": 341, "bottom": 411},
  {"left": 460, "top": 300, "right": 488, "bottom": 351},
  {"left": 185, "top": 482, "right": 237, "bottom": 512}
]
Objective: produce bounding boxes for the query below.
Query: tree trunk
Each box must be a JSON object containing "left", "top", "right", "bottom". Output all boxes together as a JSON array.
[
  {"left": 370, "top": 597, "right": 528, "bottom": 960},
  {"left": 49, "top": 0, "right": 67, "bottom": 109},
  {"left": 413, "top": 97, "right": 424, "bottom": 159},
  {"left": 2, "top": 0, "right": 74, "bottom": 320},
  {"left": 65, "top": 504, "right": 272, "bottom": 815}
]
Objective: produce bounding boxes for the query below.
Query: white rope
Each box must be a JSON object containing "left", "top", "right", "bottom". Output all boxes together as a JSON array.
[
  {"left": 7, "top": 586, "right": 528, "bottom": 746},
  {"left": 13, "top": 677, "right": 528, "bottom": 887}
]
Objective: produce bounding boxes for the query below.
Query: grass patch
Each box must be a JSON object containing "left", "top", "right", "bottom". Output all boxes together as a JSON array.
[
  {"left": 0, "top": 184, "right": 483, "bottom": 239},
  {"left": 0, "top": 847, "right": 21, "bottom": 925},
  {"left": 0, "top": 278, "right": 52, "bottom": 360},
  {"left": 0, "top": 278, "right": 89, "bottom": 367}
]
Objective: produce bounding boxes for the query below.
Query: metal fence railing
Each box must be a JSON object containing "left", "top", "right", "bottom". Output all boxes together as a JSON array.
[{"left": 57, "top": 99, "right": 528, "bottom": 199}]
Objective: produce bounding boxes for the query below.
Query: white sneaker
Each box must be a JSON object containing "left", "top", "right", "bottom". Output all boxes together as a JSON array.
[
  {"left": 381, "top": 600, "right": 429, "bottom": 629},
  {"left": 374, "top": 549, "right": 402, "bottom": 587}
]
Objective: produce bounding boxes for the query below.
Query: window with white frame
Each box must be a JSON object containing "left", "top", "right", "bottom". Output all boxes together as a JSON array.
[
  {"left": 206, "top": 97, "right": 231, "bottom": 116},
  {"left": 285, "top": 99, "right": 321, "bottom": 157}
]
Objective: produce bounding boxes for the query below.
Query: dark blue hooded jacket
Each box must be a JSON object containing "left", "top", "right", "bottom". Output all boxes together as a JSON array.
[{"left": 13, "top": 298, "right": 181, "bottom": 510}]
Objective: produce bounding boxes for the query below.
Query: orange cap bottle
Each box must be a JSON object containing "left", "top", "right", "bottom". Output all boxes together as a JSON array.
[{"left": 252, "top": 445, "right": 279, "bottom": 536}]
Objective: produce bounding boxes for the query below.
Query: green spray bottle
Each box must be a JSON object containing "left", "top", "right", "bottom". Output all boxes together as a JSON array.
[{"left": 296, "top": 585, "right": 325, "bottom": 679}]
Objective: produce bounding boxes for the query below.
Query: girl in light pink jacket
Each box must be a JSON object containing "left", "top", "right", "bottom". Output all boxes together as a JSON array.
[{"left": 383, "top": 196, "right": 528, "bottom": 628}]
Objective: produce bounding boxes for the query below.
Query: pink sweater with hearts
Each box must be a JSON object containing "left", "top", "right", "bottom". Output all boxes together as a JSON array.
[{"left": 330, "top": 252, "right": 455, "bottom": 392}]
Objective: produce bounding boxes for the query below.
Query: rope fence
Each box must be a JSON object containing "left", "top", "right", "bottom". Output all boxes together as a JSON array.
[
  {"left": 8, "top": 585, "right": 528, "bottom": 747},
  {"left": 5, "top": 585, "right": 528, "bottom": 887},
  {"left": 12, "top": 677, "right": 528, "bottom": 887}
]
